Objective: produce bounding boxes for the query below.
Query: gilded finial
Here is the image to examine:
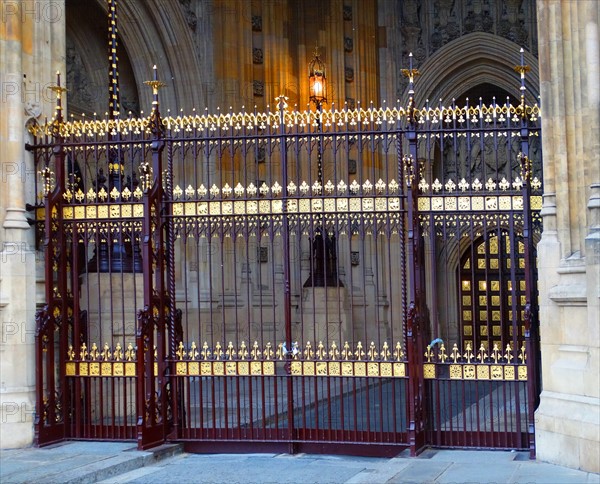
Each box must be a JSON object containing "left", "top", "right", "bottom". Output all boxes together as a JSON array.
[
  {"left": 125, "top": 343, "right": 135, "bottom": 361},
  {"left": 368, "top": 341, "right": 378, "bottom": 361},
  {"left": 226, "top": 341, "right": 235, "bottom": 360},
  {"left": 329, "top": 341, "right": 339, "bottom": 360},
  {"left": 238, "top": 341, "right": 248, "bottom": 360},
  {"left": 514, "top": 48, "right": 530, "bottom": 105},
  {"left": 201, "top": 342, "right": 211, "bottom": 360},
  {"left": 355, "top": 341, "right": 365, "bottom": 360},
  {"left": 49, "top": 71, "right": 67, "bottom": 125},
  {"left": 381, "top": 342, "right": 390, "bottom": 361},
  {"left": 424, "top": 345, "right": 433, "bottom": 363},
  {"left": 144, "top": 65, "right": 167, "bottom": 98},
  {"left": 394, "top": 342, "right": 404, "bottom": 361},
  {"left": 251, "top": 341, "right": 261, "bottom": 360},
  {"left": 176, "top": 341, "right": 185, "bottom": 360},
  {"left": 214, "top": 342, "right": 223, "bottom": 360},
  {"left": 189, "top": 342, "right": 199, "bottom": 360},
  {"left": 401, "top": 53, "right": 420, "bottom": 95},
  {"left": 264, "top": 342, "right": 274, "bottom": 360},
  {"left": 316, "top": 341, "right": 325, "bottom": 360},
  {"left": 304, "top": 341, "right": 314, "bottom": 360},
  {"left": 114, "top": 343, "right": 123, "bottom": 361}
]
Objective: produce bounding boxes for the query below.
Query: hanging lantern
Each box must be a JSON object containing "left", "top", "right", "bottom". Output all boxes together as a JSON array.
[{"left": 309, "top": 48, "right": 327, "bottom": 106}]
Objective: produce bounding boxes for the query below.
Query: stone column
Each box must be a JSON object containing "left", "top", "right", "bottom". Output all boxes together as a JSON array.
[
  {"left": 0, "top": 0, "right": 65, "bottom": 449},
  {"left": 535, "top": 0, "right": 600, "bottom": 472}
]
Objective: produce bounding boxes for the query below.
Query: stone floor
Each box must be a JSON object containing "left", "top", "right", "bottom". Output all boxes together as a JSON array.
[{"left": 1, "top": 441, "right": 598, "bottom": 484}]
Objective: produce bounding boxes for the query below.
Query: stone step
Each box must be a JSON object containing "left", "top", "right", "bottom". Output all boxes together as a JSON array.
[
  {"left": 61, "top": 443, "right": 182, "bottom": 484},
  {"left": 1, "top": 442, "right": 184, "bottom": 484}
]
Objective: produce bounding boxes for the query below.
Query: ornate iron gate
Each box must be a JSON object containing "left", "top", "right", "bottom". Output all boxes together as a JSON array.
[{"left": 30, "top": 57, "right": 541, "bottom": 457}]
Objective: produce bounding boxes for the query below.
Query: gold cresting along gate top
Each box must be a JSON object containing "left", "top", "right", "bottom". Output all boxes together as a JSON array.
[
  {"left": 422, "top": 341, "right": 528, "bottom": 381},
  {"left": 27, "top": 101, "right": 541, "bottom": 139}
]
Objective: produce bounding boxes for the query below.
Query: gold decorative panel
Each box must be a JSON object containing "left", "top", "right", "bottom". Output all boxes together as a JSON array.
[
  {"left": 477, "top": 365, "right": 490, "bottom": 380},
  {"left": 491, "top": 365, "right": 503, "bottom": 380},
  {"left": 504, "top": 365, "right": 515, "bottom": 380},
  {"left": 90, "top": 363, "right": 100, "bottom": 376},
  {"left": 354, "top": 362, "right": 367, "bottom": 376},
  {"left": 449, "top": 365, "right": 462, "bottom": 379},
  {"left": 423, "top": 364, "right": 436, "bottom": 379},
  {"left": 463, "top": 365, "right": 476, "bottom": 379},
  {"left": 393, "top": 363, "right": 406, "bottom": 377}
]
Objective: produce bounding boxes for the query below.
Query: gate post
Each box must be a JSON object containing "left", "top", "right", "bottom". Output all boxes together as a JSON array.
[
  {"left": 136, "top": 67, "right": 168, "bottom": 449},
  {"left": 34, "top": 73, "right": 69, "bottom": 446},
  {"left": 403, "top": 55, "right": 427, "bottom": 456},
  {"left": 164, "top": 133, "right": 181, "bottom": 440},
  {"left": 515, "top": 49, "right": 538, "bottom": 458},
  {"left": 277, "top": 96, "right": 296, "bottom": 451}
]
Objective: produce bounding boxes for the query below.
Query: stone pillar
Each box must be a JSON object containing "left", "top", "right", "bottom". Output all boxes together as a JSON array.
[
  {"left": 535, "top": 0, "right": 600, "bottom": 472},
  {"left": 0, "top": 0, "right": 66, "bottom": 448}
]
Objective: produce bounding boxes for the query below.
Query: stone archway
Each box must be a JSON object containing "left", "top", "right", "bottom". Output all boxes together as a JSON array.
[
  {"left": 66, "top": 0, "right": 208, "bottom": 115},
  {"left": 409, "top": 32, "right": 540, "bottom": 106},
  {"left": 412, "top": 36, "right": 541, "bottom": 347}
]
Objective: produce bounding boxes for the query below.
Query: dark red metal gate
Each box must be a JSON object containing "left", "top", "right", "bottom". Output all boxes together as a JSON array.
[{"left": 29, "top": 55, "right": 541, "bottom": 457}]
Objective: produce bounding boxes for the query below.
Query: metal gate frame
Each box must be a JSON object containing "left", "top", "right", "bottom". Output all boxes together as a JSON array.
[{"left": 29, "top": 56, "right": 541, "bottom": 458}]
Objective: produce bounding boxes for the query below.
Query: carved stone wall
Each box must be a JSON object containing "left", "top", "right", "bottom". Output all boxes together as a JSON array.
[
  {"left": 378, "top": 0, "right": 538, "bottom": 102},
  {"left": 0, "top": 0, "right": 65, "bottom": 450},
  {"left": 535, "top": 0, "right": 600, "bottom": 473}
]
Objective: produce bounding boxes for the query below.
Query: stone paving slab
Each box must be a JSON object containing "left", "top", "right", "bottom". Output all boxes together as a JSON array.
[
  {"left": 430, "top": 449, "right": 521, "bottom": 463},
  {"left": 122, "top": 453, "right": 367, "bottom": 484},
  {"left": 435, "top": 461, "right": 517, "bottom": 484},
  {"left": 510, "top": 463, "right": 600, "bottom": 484},
  {"left": 387, "top": 460, "right": 452, "bottom": 484}
]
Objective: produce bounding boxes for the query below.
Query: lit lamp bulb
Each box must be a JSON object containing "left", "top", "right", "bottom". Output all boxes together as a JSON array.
[{"left": 313, "top": 80, "right": 323, "bottom": 98}]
